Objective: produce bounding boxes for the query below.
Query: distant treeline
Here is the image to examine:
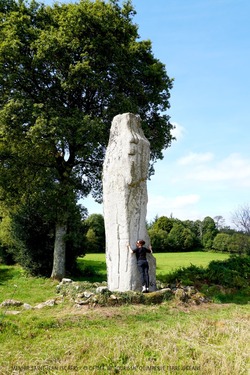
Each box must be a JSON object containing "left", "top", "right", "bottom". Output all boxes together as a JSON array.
[
  {"left": 1, "top": 211, "right": 249, "bottom": 278},
  {"left": 147, "top": 215, "right": 250, "bottom": 254},
  {"left": 83, "top": 214, "right": 250, "bottom": 255}
]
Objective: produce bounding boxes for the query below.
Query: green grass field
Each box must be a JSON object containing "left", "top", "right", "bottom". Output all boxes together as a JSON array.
[
  {"left": 0, "top": 252, "right": 230, "bottom": 304},
  {"left": 0, "top": 253, "right": 249, "bottom": 375},
  {"left": 77, "top": 252, "right": 230, "bottom": 281}
]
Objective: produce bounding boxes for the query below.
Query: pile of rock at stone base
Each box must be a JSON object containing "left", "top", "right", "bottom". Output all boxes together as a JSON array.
[
  {"left": 56, "top": 278, "right": 210, "bottom": 308},
  {"left": 0, "top": 279, "right": 210, "bottom": 315}
]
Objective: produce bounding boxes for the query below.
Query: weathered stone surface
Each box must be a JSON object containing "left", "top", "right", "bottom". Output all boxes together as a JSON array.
[
  {"left": 83, "top": 291, "right": 94, "bottom": 298},
  {"left": 61, "top": 278, "right": 73, "bottom": 284},
  {"left": 174, "top": 288, "right": 189, "bottom": 302},
  {"left": 103, "top": 113, "right": 156, "bottom": 292},
  {"left": 23, "top": 303, "right": 32, "bottom": 310},
  {"left": 96, "top": 286, "right": 109, "bottom": 294},
  {"left": 34, "top": 299, "right": 56, "bottom": 309},
  {"left": 0, "top": 299, "right": 23, "bottom": 307},
  {"left": 4, "top": 310, "right": 21, "bottom": 315}
]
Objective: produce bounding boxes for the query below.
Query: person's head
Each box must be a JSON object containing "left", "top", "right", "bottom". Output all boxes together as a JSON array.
[{"left": 136, "top": 240, "right": 145, "bottom": 247}]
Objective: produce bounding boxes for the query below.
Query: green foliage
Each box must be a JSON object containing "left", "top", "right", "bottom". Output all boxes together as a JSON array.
[
  {"left": 164, "top": 255, "right": 250, "bottom": 290},
  {"left": 0, "top": 0, "right": 174, "bottom": 204},
  {"left": 84, "top": 214, "right": 105, "bottom": 253},
  {"left": 167, "top": 222, "right": 196, "bottom": 252},
  {"left": 147, "top": 228, "right": 168, "bottom": 252},
  {"left": 201, "top": 216, "right": 218, "bottom": 249},
  {"left": 147, "top": 215, "right": 250, "bottom": 254},
  {"left": 0, "top": 0, "right": 174, "bottom": 278},
  {"left": 9, "top": 196, "right": 86, "bottom": 277},
  {"left": 151, "top": 216, "right": 174, "bottom": 233},
  {"left": 164, "top": 264, "right": 206, "bottom": 286},
  {"left": 0, "top": 212, "right": 15, "bottom": 264},
  {"left": 208, "top": 256, "right": 250, "bottom": 287},
  {"left": 228, "top": 233, "right": 250, "bottom": 255},
  {"left": 212, "top": 233, "right": 231, "bottom": 252},
  {"left": 213, "top": 232, "right": 250, "bottom": 254},
  {"left": 149, "top": 216, "right": 200, "bottom": 252},
  {"left": 10, "top": 202, "right": 54, "bottom": 276}
]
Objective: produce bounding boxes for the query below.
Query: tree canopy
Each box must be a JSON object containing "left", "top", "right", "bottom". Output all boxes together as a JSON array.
[
  {"left": 0, "top": 0, "right": 174, "bottom": 278},
  {"left": 148, "top": 215, "right": 249, "bottom": 254}
]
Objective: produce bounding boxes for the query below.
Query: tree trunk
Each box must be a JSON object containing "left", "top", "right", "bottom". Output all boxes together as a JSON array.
[{"left": 51, "top": 222, "right": 67, "bottom": 280}]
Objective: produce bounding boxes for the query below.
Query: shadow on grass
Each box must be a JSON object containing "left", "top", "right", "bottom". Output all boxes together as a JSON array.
[
  {"left": 74, "top": 257, "right": 107, "bottom": 283},
  {"left": 203, "top": 288, "right": 250, "bottom": 305},
  {"left": 0, "top": 266, "right": 21, "bottom": 285},
  {"left": 212, "top": 292, "right": 250, "bottom": 304}
]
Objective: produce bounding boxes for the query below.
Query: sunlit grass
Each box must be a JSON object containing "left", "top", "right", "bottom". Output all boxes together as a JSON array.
[
  {"left": 154, "top": 252, "right": 229, "bottom": 274},
  {"left": 0, "top": 303, "right": 249, "bottom": 374},
  {"left": 78, "top": 252, "right": 230, "bottom": 281},
  {"left": 0, "top": 253, "right": 249, "bottom": 375},
  {"left": 0, "top": 265, "right": 57, "bottom": 304}
]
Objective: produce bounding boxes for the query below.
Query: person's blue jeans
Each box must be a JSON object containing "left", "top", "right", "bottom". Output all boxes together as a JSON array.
[{"left": 137, "top": 260, "right": 149, "bottom": 288}]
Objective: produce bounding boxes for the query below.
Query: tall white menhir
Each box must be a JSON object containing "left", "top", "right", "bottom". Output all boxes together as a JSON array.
[{"left": 103, "top": 113, "right": 156, "bottom": 291}]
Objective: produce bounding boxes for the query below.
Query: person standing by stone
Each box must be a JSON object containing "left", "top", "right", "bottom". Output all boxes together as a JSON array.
[{"left": 127, "top": 240, "right": 152, "bottom": 293}]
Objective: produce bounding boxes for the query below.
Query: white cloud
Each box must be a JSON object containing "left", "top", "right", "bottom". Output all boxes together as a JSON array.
[
  {"left": 177, "top": 151, "right": 214, "bottom": 165},
  {"left": 171, "top": 122, "right": 185, "bottom": 141},
  {"left": 148, "top": 151, "right": 250, "bottom": 223},
  {"left": 183, "top": 153, "right": 250, "bottom": 186},
  {"left": 172, "top": 194, "right": 200, "bottom": 207},
  {"left": 147, "top": 194, "right": 200, "bottom": 220}
]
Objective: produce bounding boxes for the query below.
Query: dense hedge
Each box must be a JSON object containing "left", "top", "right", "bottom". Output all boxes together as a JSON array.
[{"left": 163, "top": 255, "right": 250, "bottom": 289}]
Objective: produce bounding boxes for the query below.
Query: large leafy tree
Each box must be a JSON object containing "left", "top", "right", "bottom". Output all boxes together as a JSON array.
[
  {"left": 151, "top": 215, "right": 175, "bottom": 233},
  {"left": 84, "top": 214, "right": 105, "bottom": 253},
  {"left": 167, "top": 222, "right": 196, "bottom": 252},
  {"left": 0, "top": 0, "right": 174, "bottom": 279},
  {"left": 201, "top": 216, "right": 218, "bottom": 249}
]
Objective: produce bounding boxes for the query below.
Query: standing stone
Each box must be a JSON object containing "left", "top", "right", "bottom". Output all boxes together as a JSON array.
[{"left": 103, "top": 113, "right": 156, "bottom": 292}]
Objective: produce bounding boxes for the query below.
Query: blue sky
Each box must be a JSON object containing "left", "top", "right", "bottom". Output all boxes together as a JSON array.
[
  {"left": 44, "top": 0, "right": 249, "bottom": 227},
  {"left": 84, "top": 0, "right": 250, "bottom": 227},
  {"left": 137, "top": 0, "right": 250, "bottom": 226}
]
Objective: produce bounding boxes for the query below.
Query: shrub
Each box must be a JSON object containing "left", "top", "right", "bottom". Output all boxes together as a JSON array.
[
  {"left": 164, "top": 255, "right": 250, "bottom": 290},
  {"left": 164, "top": 264, "right": 206, "bottom": 286},
  {"left": 9, "top": 199, "right": 86, "bottom": 277}
]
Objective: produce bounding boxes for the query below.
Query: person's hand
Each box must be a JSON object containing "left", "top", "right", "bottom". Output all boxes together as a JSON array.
[{"left": 127, "top": 244, "right": 133, "bottom": 253}]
